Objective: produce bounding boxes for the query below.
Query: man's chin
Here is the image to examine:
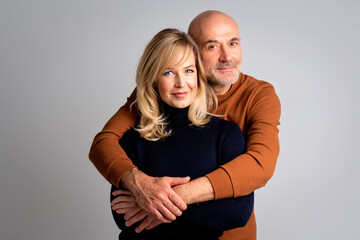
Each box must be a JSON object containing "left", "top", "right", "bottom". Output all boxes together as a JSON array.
[
  {"left": 209, "top": 76, "right": 239, "bottom": 86},
  {"left": 208, "top": 71, "right": 240, "bottom": 86}
]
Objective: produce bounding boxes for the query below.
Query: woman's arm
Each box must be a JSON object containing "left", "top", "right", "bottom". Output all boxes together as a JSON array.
[{"left": 181, "top": 194, "right": 254, "bottom": 231}]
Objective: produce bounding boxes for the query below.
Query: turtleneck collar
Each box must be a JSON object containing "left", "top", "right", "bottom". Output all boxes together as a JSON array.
[{"left": 161, "top": 102, "right": 190, "bottom": 127}]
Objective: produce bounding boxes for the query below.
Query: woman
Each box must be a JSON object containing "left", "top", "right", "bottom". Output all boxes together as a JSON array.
[{"left": 110, "top": 28, "right": 254, "bottom": 239}]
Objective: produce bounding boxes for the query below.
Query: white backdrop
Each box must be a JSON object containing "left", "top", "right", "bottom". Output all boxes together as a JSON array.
[{"left": 1, "top": 0, "right": 359, "bottom": 239}]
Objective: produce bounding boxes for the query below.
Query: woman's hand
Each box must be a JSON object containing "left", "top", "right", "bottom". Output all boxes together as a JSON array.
[
  {"left": 120, "top": 168, "right": 190, "bottom": 223},
  {"left": 111, "top": 189, "right": 138, "bottom": 215},
  {"left": 111, "top": 189, "right": 162, "bottom": 233}
]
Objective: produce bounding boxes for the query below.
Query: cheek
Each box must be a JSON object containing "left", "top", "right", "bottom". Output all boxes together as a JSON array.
[
  {"left": 235, "top": 49, "right": 242, "bottom": 63},
  {"left": 201, "top": 54, "right": 216, "bottom": 67},
  {"left": 157, "top": 79, "right": 172, "bottom": 98},
  {"left": 190, "top": 77, "right": 198, "bottom": 92}
]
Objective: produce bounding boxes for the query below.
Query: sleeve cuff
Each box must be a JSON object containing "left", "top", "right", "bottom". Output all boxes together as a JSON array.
[
  {"left": 108, "top": 160, "right": 136, "bottom": 188},
  {"left": 206, "top": 167, "right": 234, "bottom": 200}
]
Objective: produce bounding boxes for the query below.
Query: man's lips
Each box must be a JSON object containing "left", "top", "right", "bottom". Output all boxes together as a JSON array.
[
  {"left": 172, "top": 92, "right": 188, "bottom": 98},
  {"left": 217, "top": 66, "right": 234, "bottom": 71}
]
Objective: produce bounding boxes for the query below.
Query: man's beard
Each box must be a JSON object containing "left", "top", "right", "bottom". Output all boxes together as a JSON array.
[{"left": 207, "top": 61, "right": 241, "bottom": 86}]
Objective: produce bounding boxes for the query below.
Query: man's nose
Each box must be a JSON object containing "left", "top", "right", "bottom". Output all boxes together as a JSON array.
[{"left": 219, "top": 47, "right": 232, "bottom": 62}]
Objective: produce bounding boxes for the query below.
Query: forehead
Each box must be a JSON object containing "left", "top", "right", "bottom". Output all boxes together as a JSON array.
[
  {"left": 166, "top": 46, "right": 195, "bottom": 68},
  {"left": 197, "top": 17, "right": 239, "bottom": 44}
]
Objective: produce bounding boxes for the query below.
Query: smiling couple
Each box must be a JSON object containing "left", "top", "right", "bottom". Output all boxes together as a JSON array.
[{"left": 89, "top": 10, "right": 281, "bottom": 240}]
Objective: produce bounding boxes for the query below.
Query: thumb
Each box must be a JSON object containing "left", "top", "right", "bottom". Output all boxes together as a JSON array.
[{"left": 168, "top": 176, "right": 190, "bottom": 186}]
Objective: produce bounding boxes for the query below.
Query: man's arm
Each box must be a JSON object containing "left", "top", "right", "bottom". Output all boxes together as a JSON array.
[
  {"left": 168, "top": 84, "right": 281, "bottom": 201},
  {"left": 207, "top": 84, "right": 281, "bottom": 199},
  {"left": 89, "top": 89, "right": 138, "bottom": 187},
  {"left": 118, "top": 84, "right": 280, "bottom": 208}
]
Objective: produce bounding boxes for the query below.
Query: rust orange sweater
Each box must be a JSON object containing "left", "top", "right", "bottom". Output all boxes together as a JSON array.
[{"left": 89, "top": 73, "right": 281, "bottom": 240}]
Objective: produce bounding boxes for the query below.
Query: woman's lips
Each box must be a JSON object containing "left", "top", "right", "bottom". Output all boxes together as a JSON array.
[{"left": 172, "top": 92, "right": 188, "bottom": 98}]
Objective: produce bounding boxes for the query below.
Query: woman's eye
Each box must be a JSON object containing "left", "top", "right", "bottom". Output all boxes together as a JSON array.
[
  {"left": 185, "top": 69, "right": 194, "bottom": 73},
  {"left": 163, "top": 71, "right": 173, "bottom": 76}
]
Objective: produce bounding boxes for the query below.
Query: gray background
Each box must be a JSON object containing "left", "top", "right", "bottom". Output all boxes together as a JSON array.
[{"left": 1, "top": 0, "right": 359, "bottom": 239}]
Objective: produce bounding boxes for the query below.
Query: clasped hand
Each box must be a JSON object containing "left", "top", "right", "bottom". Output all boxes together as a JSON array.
[{"left": 112, "top": 169, "right": 190, "bottom": 233}]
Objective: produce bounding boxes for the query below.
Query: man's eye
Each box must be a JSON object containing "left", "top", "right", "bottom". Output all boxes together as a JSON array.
[
  {"left": 208, "top": 45, "right": 217, "bottom": 49},
  {"left": 230, "top": 42, "right": 238, "bottom": 46}
]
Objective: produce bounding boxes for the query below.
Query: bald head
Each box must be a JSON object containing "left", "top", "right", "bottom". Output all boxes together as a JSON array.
[
  {"left": 188, "top": 10, "right": 239, "bottom": 44},
  {"left": 187, "top": 11, "right": 242, "bottom": 94}
]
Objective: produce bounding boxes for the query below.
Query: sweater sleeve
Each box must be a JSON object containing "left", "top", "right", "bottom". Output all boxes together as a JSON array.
[
  {"left": 88, "top": 89, "right": 138, "bottom": 188},
  {"left": 181, "top": 122, "right": 254, "bottom": 230},
  {"left": 110, "top": 129, "right": 139, "bottom": 231},
  {"left": 207, "top": 84, "right": 281, "bottom": 199}
]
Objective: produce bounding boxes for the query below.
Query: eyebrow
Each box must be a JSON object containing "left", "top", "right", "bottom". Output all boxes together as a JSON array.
[
  {"left": 184, "top": 64, "right": 196, "bottom": 68},
  {"left": 204, "top": 37, "right": 241, "bottom": 45},
  {"left": 205, "top": 40, "right": 219, "bottom": 45},
  {"left": 165, "top": 64, "right": 195, "bottom": 70},
  {"left": 230, "top": 37, "right": 241, "bottom": 42}
]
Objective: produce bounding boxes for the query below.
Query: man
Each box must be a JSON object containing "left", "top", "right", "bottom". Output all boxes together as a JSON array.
[{"left": 89, "top": 10, "right": 281, "bottom": 239}]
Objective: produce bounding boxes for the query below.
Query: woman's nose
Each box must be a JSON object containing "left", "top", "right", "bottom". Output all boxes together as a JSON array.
[{"left": 174, "top": 74, "right": 186, "bottom": 88}]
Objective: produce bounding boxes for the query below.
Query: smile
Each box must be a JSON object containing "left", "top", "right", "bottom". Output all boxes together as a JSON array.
[
  {"left": 172, "top": 92, "right": 189, "bottom": 98},
  {"left": 217, "top": 66, "right": 234, "bottom": 71}
]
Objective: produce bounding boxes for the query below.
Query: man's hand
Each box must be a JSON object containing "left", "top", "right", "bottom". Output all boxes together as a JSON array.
[
  {"left": 111, "top": 189, "right": 162, "bottom": 233},
  {"left": 121, "top": 168, "right": 190, "bottom": 223}
]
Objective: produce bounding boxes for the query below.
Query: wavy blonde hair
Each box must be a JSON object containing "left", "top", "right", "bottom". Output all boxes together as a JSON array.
[{"left": 133, "top": 28, "right": 217, "bottom": 141}]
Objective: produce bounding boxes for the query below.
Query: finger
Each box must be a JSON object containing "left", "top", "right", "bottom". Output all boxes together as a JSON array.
[
  {"left": 162, "top": 198, "right": 182, "bottom": 217},
  {"left": 157, "top": 203, "right": 177, "bottom": 221},
  {"left": 112, "top": 189, "right": 132, "bottom": 196},
  {"left": 145, "top": 220, "right": 162, "bottom": 230},
  {"left": 135, "top": 216, "right": 153, "bottom": 233},
  {"left": 125, "top": 210, "right": 147, "bottom": 227},
  {"left": 111, "top": 195, "right": 135, "bottom": 207},
  {"left": 143, "top": 204, "right": 170, "bottom": 223},
  {"left": 116, "top": 208, "right": 130, "bottom": 214},
  {"left": 167, "top": 176, "right": 190, "bottom": 187},
  {"left": 112, "top": 201, "right": 136, "bottom": 211},
  {"left": 169, "top": 190, "right": 187, "bottom": 211},
  {"left": 124, "top": 206, "right": 142, "bottom": 221}
]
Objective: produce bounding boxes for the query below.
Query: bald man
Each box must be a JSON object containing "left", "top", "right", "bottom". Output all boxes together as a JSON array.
[{"left": 90, "top": 10, "right": 281, "bottom": 239}]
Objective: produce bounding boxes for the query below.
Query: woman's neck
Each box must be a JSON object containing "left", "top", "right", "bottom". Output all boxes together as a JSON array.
[{"left": 162, "top": 102, "right": 190, "bottom": 127}]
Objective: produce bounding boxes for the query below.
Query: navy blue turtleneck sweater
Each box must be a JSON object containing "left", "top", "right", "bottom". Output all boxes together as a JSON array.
[{"left": 111, "top": 104, "right": 254, "bottom": 240}]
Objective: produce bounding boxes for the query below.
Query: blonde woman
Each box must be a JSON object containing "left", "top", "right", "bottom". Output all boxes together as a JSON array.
[{"left": 110, "top": 28, "right": 253, "bottom": 239}]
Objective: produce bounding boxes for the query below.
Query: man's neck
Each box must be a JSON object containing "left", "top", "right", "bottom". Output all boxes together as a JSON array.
[{"left": 211, "top": 83, "right": 232, "bottom": 95}]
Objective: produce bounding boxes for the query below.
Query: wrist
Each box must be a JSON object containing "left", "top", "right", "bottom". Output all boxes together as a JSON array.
[
  {"left": 173, "top": 177, "right": 215, "bottom": 205},
  {"left": 121, "top": 167, "right": 139, "bottom": 191}
]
